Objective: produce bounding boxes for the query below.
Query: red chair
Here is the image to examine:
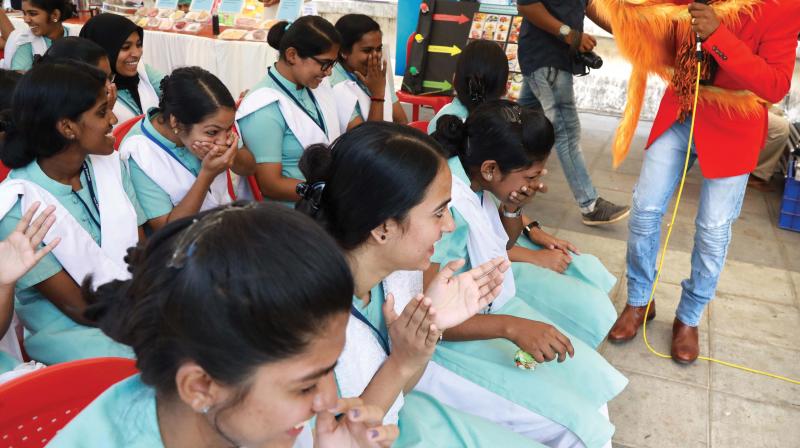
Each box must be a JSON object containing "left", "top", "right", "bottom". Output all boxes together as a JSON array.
[
  {"left": 0, "top": 161, "right": 9, "bottom": 182},
  {"left": 396, "top": 34, "right": 453, "bottom": 121},
  {"left": 0, "top": 357, "right": 138, "bottom": 447},
  {"left": 112, "top": 114, "right": 144, "bottom": 151},
  {"left": 408, "top": 121, "right": 430, "bottom": 133}
]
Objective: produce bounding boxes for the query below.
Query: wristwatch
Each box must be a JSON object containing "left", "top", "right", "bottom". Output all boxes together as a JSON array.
[
  {"left": 558, "top": 24, "right": 571, "bottom": 41},
  {"left": 501, "top": 205, "right": 523, "bottom": 218},
  {"left": 522, "top": 220, "right": 542, "bottom": 239}
]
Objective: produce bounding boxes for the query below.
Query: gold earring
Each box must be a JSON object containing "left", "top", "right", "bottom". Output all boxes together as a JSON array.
[{"left": 173, "top": 128, "right": 179, "bottom": 135}]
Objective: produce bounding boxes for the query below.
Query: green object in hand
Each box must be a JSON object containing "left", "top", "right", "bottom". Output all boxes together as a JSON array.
[{"left": 514, "top": 349, "right": 537, "bottom": 371}]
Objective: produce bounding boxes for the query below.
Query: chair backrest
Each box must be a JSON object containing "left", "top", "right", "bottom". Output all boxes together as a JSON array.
[
  {"left": 113, "top": 115, "right": 145, "bottom": 150},
  {"left": 0, "top": 357, "right": 138, "bottom": 447},
  {"left": 408, "top": 121, "right": 430, "bottom": 133},
  {"left": 0, "top": 161, "right": 9, "bottom": 182}
]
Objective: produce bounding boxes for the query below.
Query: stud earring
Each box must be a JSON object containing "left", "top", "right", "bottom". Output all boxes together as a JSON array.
[
  {"left": 173, "top": 128, "right": 179, "bottom": 135},
  {"left": 380, "top": 235, "right": 386, "bottom": 241},
  {"left": 201, "top": 406, "right": 209, "bottom": 415}
]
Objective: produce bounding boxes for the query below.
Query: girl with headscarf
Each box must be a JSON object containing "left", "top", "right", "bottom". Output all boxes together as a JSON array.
[{"left": 79, "top": 13, "right": 164, "bottom": 126}]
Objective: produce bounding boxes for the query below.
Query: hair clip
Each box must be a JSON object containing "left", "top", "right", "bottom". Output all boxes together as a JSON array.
[
  {"left": 296, "top": 181, "right": 326, "bottom": 211},
  {"left": 166, "top": 203, "right": 258, "bottom": 269},
  {"left": 284, "top": 21, "right": 293, "bottom": 31},
  {"left": 499, "top": 103, "right": 523, "bottom": 124}
]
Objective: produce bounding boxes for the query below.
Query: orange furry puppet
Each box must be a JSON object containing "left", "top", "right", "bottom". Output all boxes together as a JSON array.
[{"left": 592, "top": 0, "right": 769, "bottom": 168}]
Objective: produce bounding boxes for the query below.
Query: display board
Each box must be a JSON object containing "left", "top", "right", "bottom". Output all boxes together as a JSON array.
[{"left": 401, "top": 0, "right": 524, "bottom": 99}]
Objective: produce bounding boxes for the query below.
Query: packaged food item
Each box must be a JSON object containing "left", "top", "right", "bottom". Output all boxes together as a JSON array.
[
  {"left": 158, "top": 18, "right": 174, "bottom": 30},
  {"left": 136, "top": 17, "right": 150, "bottom": 27},
  {"left": 244, "top": 29, "right": 267, "bottom": 41},
  {"left": 196, "top": 11, "right": 211, "bottom": 22},
  {"left": 234, "top": 16, "right": 258, "bottom": 28},
  {"left": 135, "top": 6, "right": 148, "bottom": 16},
  {"left": 173, "top": 20, "right": 188, "bottom": 31},
  {"left": 158, "top": 9, "right": 172, "bottom": 18},
  {"left": 146, "top": 17, "right": 161, "bottom": 28},
  {"left": 184, "top": 22, "right": 202, "bottom": 33},
  {"left": 170, "top": 10, "right": 185, "bottom": 20},
  {"left": 260, "top": 18, "right": 279, "bottom": 29},
  {"left": 146, "top": 7, "right": 159, "bottom": 17},
  {"left": 218, "top": 28, "right": 247, "bottom": 40}
]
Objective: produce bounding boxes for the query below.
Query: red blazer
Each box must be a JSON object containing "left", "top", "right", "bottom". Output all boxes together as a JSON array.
[{"left": 647, "top": 0, "right": 800, "bottom": 178}]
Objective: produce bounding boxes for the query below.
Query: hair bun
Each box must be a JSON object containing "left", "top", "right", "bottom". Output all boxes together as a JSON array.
[{"left": 267, "top": 21, "right": 290, "bottom": 50}]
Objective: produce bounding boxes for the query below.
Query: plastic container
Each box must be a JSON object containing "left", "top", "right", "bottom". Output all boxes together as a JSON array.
[{"left": 778, "top": 156, "right": 800, "bottom": 232}]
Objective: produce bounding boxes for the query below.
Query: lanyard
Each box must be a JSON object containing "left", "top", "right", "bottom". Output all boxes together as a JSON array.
[
  {"left": 72, "top": 162, "right": 101, "bottom": 229},
  {"left": 343, "top": 69, "right": 372, "bottom": 98},
  {"left": 267, "top": 68, "right": 327, "bottom": 135},
  {"left": 350, "top": 305, "right": 390, "bottom": 355},
  {"left": 140, "top": 120, "right": 195, "bottom": 174}
]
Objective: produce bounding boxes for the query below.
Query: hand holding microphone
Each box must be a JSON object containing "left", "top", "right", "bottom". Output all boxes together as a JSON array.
[{"left": 688, "top": 1, "right": 720, "bottom": 41}]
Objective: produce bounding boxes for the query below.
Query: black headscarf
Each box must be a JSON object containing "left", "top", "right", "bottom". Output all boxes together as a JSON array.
[{"left": 79, "top": 13, "right": 145, "bottom": 111}]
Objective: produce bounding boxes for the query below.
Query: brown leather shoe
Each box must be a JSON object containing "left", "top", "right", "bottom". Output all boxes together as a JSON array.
[
  {"left": 671, "top": 317, "right": 699, "bottom": 364},
  {"left": 608, "top": 301, "right": 656, "bottom": 343}
]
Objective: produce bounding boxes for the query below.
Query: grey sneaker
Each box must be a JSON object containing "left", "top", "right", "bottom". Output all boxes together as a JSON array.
[{"left": 582, "top": 197, "right": 631, "bottom": 226}]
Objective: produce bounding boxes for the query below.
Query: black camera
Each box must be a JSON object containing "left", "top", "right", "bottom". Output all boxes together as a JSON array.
[{"left": 575, "top": 51, "right": 603, "bottom": 70}]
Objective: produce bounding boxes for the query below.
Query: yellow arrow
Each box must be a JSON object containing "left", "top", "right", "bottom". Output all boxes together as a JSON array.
[{"left": 428, "top": 45, "right": 462, "bottom": 56}]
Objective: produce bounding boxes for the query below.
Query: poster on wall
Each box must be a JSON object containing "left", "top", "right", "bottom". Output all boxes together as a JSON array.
[{"left": 401, "top": 0, "right": 523, "bottom": 99}]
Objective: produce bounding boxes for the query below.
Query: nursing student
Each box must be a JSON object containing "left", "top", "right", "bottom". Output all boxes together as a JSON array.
[
  {"left": 120, "top": 66, "right": 255, "bottom": 232},
  {"left": 0, "top": 203, "right": 57, "bottom": 374},
  {"left": 50, "top": 203, "right": 399, "bottom": 448},
  {"left": 330, "top": 14, "right": 408, "bottom": 128},
  {"left": 425, "top": 101, "right": 625, "bottom": 448},
  {"left": 429, "top": 40, "right": 617, "bottom": 302},
  {"left": 296, "top": 122, "right": 540, "bottom": 447},
  {"left": 237, "top": 16, "right": 352, "bottom": 206},
  {"left": 4, "top": 0, "right": 73, "bottom": 71},
  {"left": 0, "top": 61, "right": 147, "bottom": 364},
  {"left": 80, "top": 13, "right": 165, "bottom": 126}
]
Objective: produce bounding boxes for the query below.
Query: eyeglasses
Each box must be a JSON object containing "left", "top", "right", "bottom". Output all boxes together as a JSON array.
[{"left": 308, "top": 55, "right": 337, "bottom": 72}]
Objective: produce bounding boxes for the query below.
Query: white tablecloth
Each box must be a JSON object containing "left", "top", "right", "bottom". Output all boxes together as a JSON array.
[{"left": 9, "top": 16, "right": 278, "bottom": 97}]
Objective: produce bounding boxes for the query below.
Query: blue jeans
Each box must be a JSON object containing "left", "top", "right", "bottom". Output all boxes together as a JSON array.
[
  {"left": 626, "top": 120, "right": 748, "bottom": 326},
  {"left": 519, "top": 67, "right": 598, "bottom": 210}
]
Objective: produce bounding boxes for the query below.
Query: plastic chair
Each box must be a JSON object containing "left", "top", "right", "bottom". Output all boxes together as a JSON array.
[
  {"left": 0, "top": 357, "right": 138, "bottom": 447},
  {"left": 0, "top": 161, "right": 9, "bottom": 182},
  {"left": 112, "top": 114, "right": 144, "bottom": 150},
  {"left": 408, "top": 121, "right": 430, "bottom": 133},
  {"left": 396, "top": 33, "right": 453, "bottom": 121}
]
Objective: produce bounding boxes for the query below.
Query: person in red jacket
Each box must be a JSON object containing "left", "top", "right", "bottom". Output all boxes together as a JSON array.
[{"left": 593, "top": 0, "right": 800, "bottom": 363}]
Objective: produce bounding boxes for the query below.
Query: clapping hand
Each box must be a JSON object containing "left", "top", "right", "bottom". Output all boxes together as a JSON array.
[
  {"left": 0, "top": 202, "right": 59, "bottom": 287},
  {"left": 423, "top": 257, "right": 510, "bottom": 330}
]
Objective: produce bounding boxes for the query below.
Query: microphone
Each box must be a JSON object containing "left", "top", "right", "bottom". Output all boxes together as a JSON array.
[{"left": 695, "top": 0, "right": 709, "bottom": 60}]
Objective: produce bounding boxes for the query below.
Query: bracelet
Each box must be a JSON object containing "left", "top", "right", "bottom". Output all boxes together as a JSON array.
[
  {"left": 501, "top": 205, "right": 522, "bottom": 218},
  {"left": 370, "top": 97, "right": 386, "bottom": 102}
]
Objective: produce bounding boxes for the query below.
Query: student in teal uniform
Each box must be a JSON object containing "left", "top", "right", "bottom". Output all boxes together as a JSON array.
[
  {"left": 429, "top": 40, "right": 616, "bottom": 295},
  {"left": 238, "top": 16, "right": 355, "bottom": 207},
  {"left": 331, "top": 14, "right": 408, "bottom": 125},
  {"left": 0, "top": 61, "right": 147, "bottom": 364},
  {"left": 7, "top": 0, "right": 72, "bottom": 71},
  {"left": 0, "top": 203, "right": 57, "bottom": 374},
  {"left": 121, "top": 67, "right": 255, "bottom": 232},
  {"left": 424, "top": 101, "right": 624, "bottom": 447},
  {"left": 80, "top": 13, "right": 165, "bottom": 125},
  {"left": 50, "top": 203, "right": 400, "bottom": 448},
  {"left": 296, "top": 122, "right": 542, "bottom": 447}
]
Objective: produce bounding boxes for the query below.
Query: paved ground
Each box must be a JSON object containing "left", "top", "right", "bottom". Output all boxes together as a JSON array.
[{"left": 517, "top": 113, "right": 800, "bottom": 448}]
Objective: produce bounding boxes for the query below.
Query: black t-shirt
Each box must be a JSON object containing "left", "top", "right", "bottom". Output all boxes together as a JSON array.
[{"left": 517, "top": 0, "right": 587, "bottom": 74}]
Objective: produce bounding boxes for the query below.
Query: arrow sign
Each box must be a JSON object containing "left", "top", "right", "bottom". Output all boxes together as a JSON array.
[
  {"left": 422, "top": 80, "right": 453, "bottom": 92},
  {"left": 427, "top": 45, "right": 462, "bottom": 56},
  {"left": 432, "top": 13, "right": 470, "bottom": 25}
]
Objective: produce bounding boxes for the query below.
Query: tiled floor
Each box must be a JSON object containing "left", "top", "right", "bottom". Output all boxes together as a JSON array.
[{"left": 520, "top": 113, "right": 800, "bottom": 448}]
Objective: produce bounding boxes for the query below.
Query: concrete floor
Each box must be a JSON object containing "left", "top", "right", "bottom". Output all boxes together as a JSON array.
[{"left": 516, "top": 113, "right": 800, "bottom": 448}]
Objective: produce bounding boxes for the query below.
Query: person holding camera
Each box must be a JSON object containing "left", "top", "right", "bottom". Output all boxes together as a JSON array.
[{"left": 517, "top": 0, "right": 630, "bottom": 226}]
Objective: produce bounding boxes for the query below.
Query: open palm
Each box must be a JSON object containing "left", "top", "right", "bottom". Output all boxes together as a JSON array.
[
  {"left": 0, "top": 203, "right": 59, "bottom": 286},
  {"left": 423, "top": 257, "right": 510, "bottom": 330}
]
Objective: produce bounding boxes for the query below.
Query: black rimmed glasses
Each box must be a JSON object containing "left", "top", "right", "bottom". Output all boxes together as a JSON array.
[{"left": 308, "top": 55, "right": 337, "bottom": 72}]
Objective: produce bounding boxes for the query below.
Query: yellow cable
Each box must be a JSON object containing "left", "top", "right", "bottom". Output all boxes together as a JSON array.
[{"left": 640, "top": 61, "right": 800, "bottom": 386}]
